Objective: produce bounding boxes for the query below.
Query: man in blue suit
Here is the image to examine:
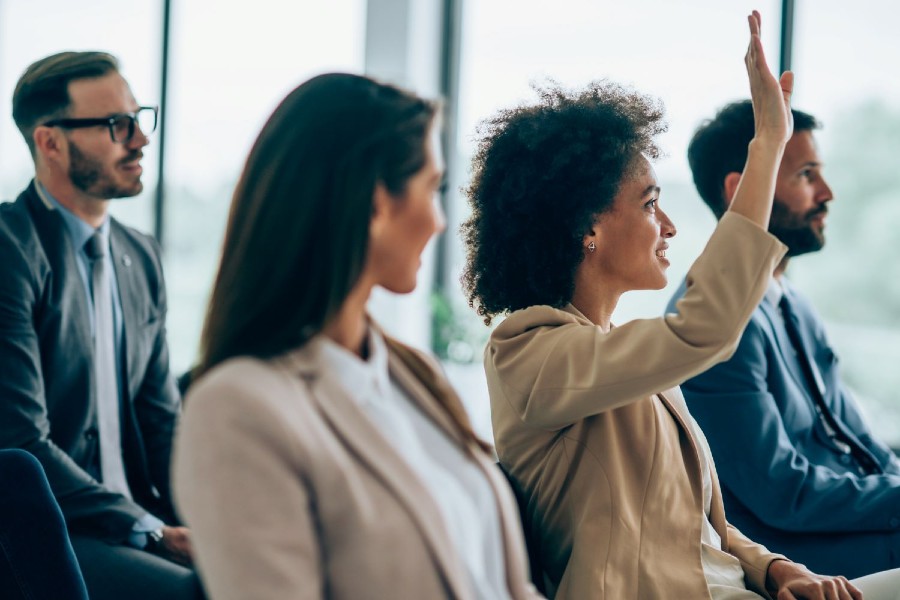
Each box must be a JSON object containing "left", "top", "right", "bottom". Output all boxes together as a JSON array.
[{"left": 668, "top": 100, "right": 900, "bottom": 579}]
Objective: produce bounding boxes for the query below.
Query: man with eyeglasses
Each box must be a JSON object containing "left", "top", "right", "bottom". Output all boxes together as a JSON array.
[{"left": 0, "top": 51, "right": 201, "bottom": 599}]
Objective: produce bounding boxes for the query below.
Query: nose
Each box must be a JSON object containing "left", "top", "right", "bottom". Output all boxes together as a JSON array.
[
  {"left": 659, "top": 207, "right": 677, "bottom": 238},
  {"left": 433, "top": 196, "right": 447, "bottom": 234},
  {"left": 128, "top": 125, "right": 150, "bottom": 149},
  {"left": 816, "top": 175, "right": 834, "bottom": 204}
]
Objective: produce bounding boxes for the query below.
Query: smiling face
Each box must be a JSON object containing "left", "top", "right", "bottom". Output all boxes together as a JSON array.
[
  {"left": 585, "top": 155, "right": 676, "bottom": 294},
  {"left": 769, "top": 130, "right": 834, "bottom": 257},
  {"left": 60, "top": 72, "right": 149, "bottom": 200},
  {"left": 366, "top": 123, "right": 446, "bottom": 295}
]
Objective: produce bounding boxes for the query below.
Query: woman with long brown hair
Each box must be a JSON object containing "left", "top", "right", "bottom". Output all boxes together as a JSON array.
[{"left": 172, "top": 73, "right": 540, "bottom": 599}]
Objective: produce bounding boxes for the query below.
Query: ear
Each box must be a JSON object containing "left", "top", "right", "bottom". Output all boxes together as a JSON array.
[
  {"left": 33, "top": 126, "right": 67, "bottom": 164},
  {"left": 722, "top": 172, "right": 742, "bottom": 207},
  {"left": 369, "top": 181, "right": 393, "bottom": 239},
  {"left": 582, "top": 225, "right": 599, "bottom": 254}
]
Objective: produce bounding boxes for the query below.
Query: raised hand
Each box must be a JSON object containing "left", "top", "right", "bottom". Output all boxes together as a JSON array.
[{"left": 745, "top": 10, "right": 794, "bottom": 146}]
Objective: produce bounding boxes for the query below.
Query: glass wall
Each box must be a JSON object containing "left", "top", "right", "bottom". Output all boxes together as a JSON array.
[
  {"left": 0, "top": 0, "right": 162, "bottom": 231},
  {"left": 2, "top": 1, "right": 897, "bottom": 445},
  {"left": 448, "top": 0, "right": 780, "bottom": 438},
  {"left": 788, "top": 0, "right": 900, "bottom": 445},
  {"left": 162, "top": 0, "right": 366, "bottom": 373}
]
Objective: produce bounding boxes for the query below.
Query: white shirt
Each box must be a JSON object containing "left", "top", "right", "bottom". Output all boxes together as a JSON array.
[
  {"left": 664, "top": 387, "right": 763, "bottom": 599},
  {"left": 316, "top": 329, "right": 511, "bottom": 600}
]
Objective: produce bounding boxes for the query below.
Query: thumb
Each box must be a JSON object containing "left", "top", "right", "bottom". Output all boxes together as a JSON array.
[{"left": 780, "top": 71, "right": 795, "bottom": 101}]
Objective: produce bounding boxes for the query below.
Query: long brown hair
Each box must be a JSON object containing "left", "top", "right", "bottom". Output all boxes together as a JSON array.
[
  {"left": 198, "top": 73, "right": 489, "bottom": 450},
  {"left": 198, "top": 73, "right": 436, "bottom": 375}
]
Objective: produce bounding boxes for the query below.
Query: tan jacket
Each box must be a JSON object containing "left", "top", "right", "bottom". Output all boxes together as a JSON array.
[
  {"left": 485, "top": 213, "right": 788, "bottom": 599},
  {"left": 173, "top": 331, "right": 541, "bottom": 600}
]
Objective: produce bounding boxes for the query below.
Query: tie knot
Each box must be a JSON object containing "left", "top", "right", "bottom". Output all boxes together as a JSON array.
[
  {"left": 778, "top": 293, "right": 795, "bottom": 317},
  {"left": 84, "top": 231, "right": 107, "bottom": 260}
]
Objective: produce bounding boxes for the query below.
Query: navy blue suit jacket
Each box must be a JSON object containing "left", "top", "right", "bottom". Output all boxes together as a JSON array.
[
  {"left": 0, "top": 182, "right": 181, "bottom": 543},
  {"left": 668, "top": 278, "right": 900, "bottom": 578}
]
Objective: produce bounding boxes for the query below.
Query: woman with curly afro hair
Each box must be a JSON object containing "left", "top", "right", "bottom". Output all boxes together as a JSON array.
[{"left": 463, "top": 12, "right": 868, "bottom": 600}]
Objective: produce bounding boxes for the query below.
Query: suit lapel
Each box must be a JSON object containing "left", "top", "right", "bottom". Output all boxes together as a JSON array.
[
  {"left": 658, "top": 389, "right": 731, "bottom": 544},
  {"left": 25, "top": 184, "right": 95, "bottom": 361},
  {"left": 109, "top": 223, "right": 141, "bottom": 402},
  {"left": 655, "top": 390, "right": 704, "bottom": 506},
  {"left": 284, "top": 345, "right": 470, "bottom": 600},
  {"left": 758, "top": 298, "right": 810, "bottom": 397}
]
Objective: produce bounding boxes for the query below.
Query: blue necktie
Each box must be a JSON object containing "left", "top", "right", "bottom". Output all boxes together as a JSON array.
[{"left": 778, "top": 292, "right": 881, "bottom": 476}]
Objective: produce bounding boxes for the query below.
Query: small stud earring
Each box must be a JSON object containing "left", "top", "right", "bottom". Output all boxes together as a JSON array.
[{"left": 587, "top": 241, "right": 596, "bottom": 253}]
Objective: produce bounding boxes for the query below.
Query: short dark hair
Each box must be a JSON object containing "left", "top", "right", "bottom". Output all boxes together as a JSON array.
[
  {"left": 199, "top": 73, "right": 437, "bottom": 375},
  {"left": 688, "top": 100, "right": 820, "bottom": 218},
  {"left": 12, "top": 51, "right": 120, "bottom": 156},
  {"left": 461, "top": 81, "right": 666, "bottom": 325}
]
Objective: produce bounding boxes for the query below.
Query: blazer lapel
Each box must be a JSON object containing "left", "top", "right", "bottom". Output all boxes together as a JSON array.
[
  {"left": 283, "top": 345, "right": 471, "bottom": 600},
  {"left": 25, "top": 184, "right": 94, "bottom": 361},
  {"left": 656, "top": 390, "right": 704, "bottom": 505},
  {"left": 108, "top": 223, "right": 141, "bottom": 402},
  {"left": 758, "top": 298, "right": 810, "bottom": 397},
  {"left": 706, "top": 456, "right": 730, "bottom": 543}
]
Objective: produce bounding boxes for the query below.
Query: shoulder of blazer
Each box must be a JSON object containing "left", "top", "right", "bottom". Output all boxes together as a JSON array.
[
  {"left": 1, "top": 184, "right": 44, "bottom": 246},
  {"left": 490, "top": 304, "right": 588, "bottom": 345},
  {"left": 0, "top": 184, "right": 56, "bottom": 282}
]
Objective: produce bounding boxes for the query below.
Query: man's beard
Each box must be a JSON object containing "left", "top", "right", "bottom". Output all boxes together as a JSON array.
[
  {"left": 68, "top": 141, "right": 143, "bottom": 199},
  {"left": 768, "top": 200, "right": 827, "bottom": 257}
]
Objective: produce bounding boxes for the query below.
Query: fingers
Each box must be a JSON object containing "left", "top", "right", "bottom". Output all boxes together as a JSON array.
[
  {"left": 840, "top": 576, "right": 863, "bottom": 600},
  {"left": 745, "top": 11, "right": 770, "bottom": 78},
  {"left": 777, "top": 589, "right": 799, "bottom": 600},
  {"left": 748, "top": 10, "right": 761, "bottom": 37}
]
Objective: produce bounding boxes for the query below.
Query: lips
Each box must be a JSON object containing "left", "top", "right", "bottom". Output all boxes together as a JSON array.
[{"left": 119, "top": 153, "right": 143, "bottom": 169}]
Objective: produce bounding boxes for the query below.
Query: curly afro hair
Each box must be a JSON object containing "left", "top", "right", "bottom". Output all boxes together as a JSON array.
[{"left": 461, "top": 80, "right": 667, "bottom": 325}]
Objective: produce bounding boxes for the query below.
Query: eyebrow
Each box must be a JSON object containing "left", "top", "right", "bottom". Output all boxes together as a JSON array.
[{"left": 641, "top": 185, "right": 661, "bottom": 197}]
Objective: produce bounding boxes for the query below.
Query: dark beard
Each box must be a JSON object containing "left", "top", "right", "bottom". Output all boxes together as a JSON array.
[
  {"left": 768, "top": 200, "right": 826, "bottom": 257},
  {"left": 68, "top": 141, "right": 143, "bottom": 199}
]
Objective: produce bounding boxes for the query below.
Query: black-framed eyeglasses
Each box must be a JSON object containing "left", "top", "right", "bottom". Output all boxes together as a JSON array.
[{"left": 42, "top": 105, "right": 159, "bottom": 144}]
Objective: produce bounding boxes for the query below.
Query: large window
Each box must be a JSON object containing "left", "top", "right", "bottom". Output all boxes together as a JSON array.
[
  {"left": 788, "top": 0, "right": 900, "bottom": 445},
  {"left": 0, "top": 0, "right": 162, "bottom": 231},
  {"left": 162, "top": 0, "right": 366, "bottom": 373},
  {"left": 448, "top": 0, "right": 779, "bottom": 437}
]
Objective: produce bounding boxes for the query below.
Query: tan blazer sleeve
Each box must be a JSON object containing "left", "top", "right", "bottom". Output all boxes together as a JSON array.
[
  {"left": 172, "top": 361, "right": 324, "bottom": 600},
  {"left": 725, "top": 522, "right": 786, "bottom": 599},
  {"left": 488, "top": 212, "right": 786, "bottom": 429}
]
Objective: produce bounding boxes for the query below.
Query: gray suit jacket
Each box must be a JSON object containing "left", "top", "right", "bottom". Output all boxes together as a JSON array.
[
  {"left": 173, "top": 330, "right": 541, "bottom": 600},
  {"left": 0, "top": 181, "right": 181, "bottom": 542}
]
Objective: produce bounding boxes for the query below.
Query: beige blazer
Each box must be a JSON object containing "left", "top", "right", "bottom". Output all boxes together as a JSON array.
[
  {"left": 173, "top": 331, "right": 540, "bottom": 600},
  {"left": 485, "top": 213, "right": 788, "bottom": 599}
]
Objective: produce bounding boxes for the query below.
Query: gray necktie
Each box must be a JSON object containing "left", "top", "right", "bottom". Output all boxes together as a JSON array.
[{"left": 85, "top": 231, "right": 132, "bottom": 498}]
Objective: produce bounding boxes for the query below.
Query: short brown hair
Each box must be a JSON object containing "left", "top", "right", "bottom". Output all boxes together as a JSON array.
[{"left": 12, "top": 51, "right": 119, "bottom": 156}]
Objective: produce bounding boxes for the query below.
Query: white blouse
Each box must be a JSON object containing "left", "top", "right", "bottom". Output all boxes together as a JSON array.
[{"left": 316, "top": 328, "right": 511, "bottom": 600}]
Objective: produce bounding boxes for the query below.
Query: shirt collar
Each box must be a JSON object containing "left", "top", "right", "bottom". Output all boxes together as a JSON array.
[
  {"left": 765, "top": 275, "right": 796, "bottom": 308},
  {"left": 317, "top": 325, "right": 392, "bottom": 407},
  {"left": 37, "top": 180, "right": 109, "bottom": 252}
]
